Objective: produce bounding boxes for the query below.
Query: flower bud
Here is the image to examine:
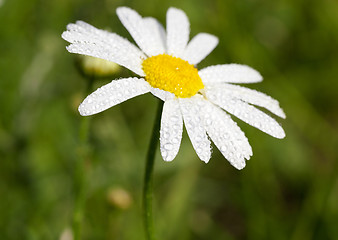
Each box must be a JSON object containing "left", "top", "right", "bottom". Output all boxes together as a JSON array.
[
  {"left": 107, "top": 187, "right": 132, "bottom": 210},
  {"left": 77, "top": 55, "right": 120, "bottom": 78}
]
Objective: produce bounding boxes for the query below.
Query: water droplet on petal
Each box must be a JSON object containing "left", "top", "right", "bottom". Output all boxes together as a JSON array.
[
  {"left": 206, "top": 119, "right": 212, "bottom": 125},
  {"left": 173, "top": 124, "right": 180, "bottom": 130},
  {"left": 161, "top": 150, "right": 168, "bottom": 158},
  {"left": 163, "top": 132, "right": 170, "bottom": 139},
  {"left": 196, "top": 147, "right": 202, "bottom": 154},
  {"left": 164, "top": 143, "right": 173, "bottom": 150},
  {"left": 170, "top": 116, "right": 179, "bottom": 122}
]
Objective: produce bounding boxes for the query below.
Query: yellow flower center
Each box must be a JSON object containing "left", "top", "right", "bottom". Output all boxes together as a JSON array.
[{"left": 142, "top": 54, "right": 204, "bottom": 98}]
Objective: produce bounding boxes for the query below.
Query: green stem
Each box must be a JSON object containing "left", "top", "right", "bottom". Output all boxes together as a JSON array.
[
  {"left": 73, "top": 76, "right": 94, "bottom": 240},
  {"left": 143, "top": 100, "right": 164, "bottom": 240}
]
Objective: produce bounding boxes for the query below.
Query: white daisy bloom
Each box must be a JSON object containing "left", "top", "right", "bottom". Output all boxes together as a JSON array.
[{"left": 62, "top": 7, "right": 286, "bottom": 169}]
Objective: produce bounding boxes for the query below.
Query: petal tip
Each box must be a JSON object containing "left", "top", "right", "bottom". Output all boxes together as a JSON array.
[
  {"left": 167, "top": 7, "right": 188, "bottom": 20},
  {"left": 199, "top": 154, "right": 211, "bottom": 163},
  {"left": 250, "top": 68, "right": 263, "bottom": 82},
  {"left": 78, "top": 104, "right": 88, "bottom": 116},
  {"left": 161, "top": 151, "right": 175, "bottom": 162},
  {"left": 280, "top": 110, "right": 287, "bottom": 119},
  {"left": 61, "top": 31, "right": 68, "bottom": 41},
  {"left": 236, "top": 64, "right": 263, "bottom": 82},
  {"left": 277, "top": 131, "right": 286, "bottom": 139},
  {"left": 75, "top": 20, "right": 86, "bottom": 26},
  {"left": 116, "top": 6, "right": 136, "bottom": 18},
  {"left": 232, "top": 161, "right": 246, "bottom": 170},
  {"left": 168, "top": 7, "right": 181, "bottom": 13},
  {"left": 116, "top": 6, "right": 130, "bottom": 13},
  {"left": 272, "top": 126, "right": 286, "bottom": 139},
  {"left": 202, "top": 33, "right": 219, "bottom": 43},
  {"left": 65, "top": 44, "right": 74, "bottom": 53}
]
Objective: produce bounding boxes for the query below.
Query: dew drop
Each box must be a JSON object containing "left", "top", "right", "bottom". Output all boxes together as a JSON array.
[
  {"left": 164, "top": 143, "right": 173, "bottom": 150},
  {"left": 196, "top": 147, "right": 202, "bottom": 153},
  {"left": 172, "top": 124, "right": 180, "bottom": 130},
  {"left": 170, "top": 116, "right": 179, "bottom": 122},
  {"left": 163, "top": 132, "right": 170, "bottom": 139},
  {"left": 161, "top": 150, "right": 168, "bottom": 158}
]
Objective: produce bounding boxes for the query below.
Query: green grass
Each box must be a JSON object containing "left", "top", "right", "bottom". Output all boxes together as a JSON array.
[{"left": 0, "top": 0, "right": 338, "bottom": 239}]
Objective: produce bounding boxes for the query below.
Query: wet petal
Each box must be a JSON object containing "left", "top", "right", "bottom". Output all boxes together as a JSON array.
[
  {"left": 143, "top": 17, "right": 166, "bottom": 53},
  {"left": 209, "top": 84, "right": 286, "bottom": 118},
  {"left": 160, "top": 99, "right": 183, "bottom": 161},
  {"left": 62, "top": 21, "right": 145, "bottom": 76},
  {"left": 199, "top": 64, "right": 263, "bottom": 84},
  {"left": 205, "top": 89, "right": 285, "bottom": 139},
  {"left": 166, "top": 7, "right": 190, "bottom": 57},
  {"left": 179, "top": 96, "right": 211, "bottom": 162},
  {"left": 183, "top": 33, "right": 218, "bottom": 65},
  {"left": 201, "top": 100, "right": 252, "bottom": 169},
  {"left": 150, "top": 88, "right": 175, "bottom": 101},
  {"left": 116, "top": 7, "right": 165, "bottom": 56},
  {"left": 78, "top": 77, "right": 150, "bottom": 116}
]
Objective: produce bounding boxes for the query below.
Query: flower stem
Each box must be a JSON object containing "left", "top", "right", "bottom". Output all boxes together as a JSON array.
[
  {"left": 143, "top": 100, "right": 164, "bottom": 240},
  {"left": 72, "top": 76, "right": 94, "bottom": 240}
]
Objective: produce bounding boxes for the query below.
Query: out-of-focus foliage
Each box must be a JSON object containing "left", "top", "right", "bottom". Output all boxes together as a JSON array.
[{"left": 0, "top": 0, "right": 338, "bottom": 239}]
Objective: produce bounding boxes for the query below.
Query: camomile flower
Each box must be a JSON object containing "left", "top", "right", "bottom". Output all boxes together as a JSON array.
[{"left": 62, "top": 7, "right": 285, "bottom": 169}]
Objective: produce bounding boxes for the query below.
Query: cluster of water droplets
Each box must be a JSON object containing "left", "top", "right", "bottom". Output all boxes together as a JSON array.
[
  {"left": 62, "top": 21, "right": 146, "bottom": 76},
  {"left": 216, "top": 83, "right": 286, "bottom": 118},
  {"left": 159, "top": 99, "right": 183, "bottom": 161},
  {"left": 171, "top": 94, "right": 254, "bottom": 168},
  {"left": 205, "top": 86, "right": 285, "bottom": 139},
  {"left": 201, "top": 100, "right": 253, "bottom": 169},
  {"left": 179, "top": 96, "right": 211, "bottom": 163},
  {"left": 78, "top": 77, "right": 150, "bottom": 116},
  {"left": 198, "top": 64, "right": 263, "bottom": 84}
]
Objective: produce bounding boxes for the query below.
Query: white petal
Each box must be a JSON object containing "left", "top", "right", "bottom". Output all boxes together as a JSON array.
[
  {"left": 68, "top": 20, "right": 100, "bottom": 32},
  {"left": 166, "top": 7, "right": 190, "bottom": 57},
  {"left": 62, "top": 21, "right": 145, "bottom": 76},
  {"left": 199, "top": 64, "right": 263, "bottom": 84},
  {"left": 201, "top": 100, "right": 252, "bottom": 170},
  {"left": 182, "top": 33, "right": 218, "bottom": 65},
  {"left": 116, "top": 7, "right": 165, "bottom": 56},
  {"left": 210, "top": 84, "right": 286, "bottom": 118},
  {"left": 205, "top": 89, "right": 285, "bottom": 139},
  {"left": 160, "top": 99, "right": 183, "bottom": 161},
  {"left": 143, "top": 17, "right": 166, "bottom": 53},
  {"left": 150, "top": 88, "right": 175, "bottom": 101},
  {"left": 78, "top": 78, "right": 150, "bottom": 116},
  {"left": 179, "top": 96, "right": 211, "bottom": 163}
]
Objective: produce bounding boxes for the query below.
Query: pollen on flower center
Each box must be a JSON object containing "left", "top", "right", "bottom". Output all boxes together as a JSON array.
[{"left": 142, "top": 54, "right": 204, "bottom": 98}]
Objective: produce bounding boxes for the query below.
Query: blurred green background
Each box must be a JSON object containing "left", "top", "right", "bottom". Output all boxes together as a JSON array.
[{"left": 1, "top": 0, "right": 338, "bottom": 239}]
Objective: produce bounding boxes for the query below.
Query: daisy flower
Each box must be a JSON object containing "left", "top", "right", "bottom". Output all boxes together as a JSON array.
[{"left": 62, "top": 7, "right": 285, "bottom": 169}]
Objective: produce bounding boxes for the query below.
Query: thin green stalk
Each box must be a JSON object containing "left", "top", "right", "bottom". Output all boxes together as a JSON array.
[
  {"left": 143, "top": 100, "right": 164, "bottom": 240},
  {"left": 72, "top": 76, "right": 94, "bottom": 240}
]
